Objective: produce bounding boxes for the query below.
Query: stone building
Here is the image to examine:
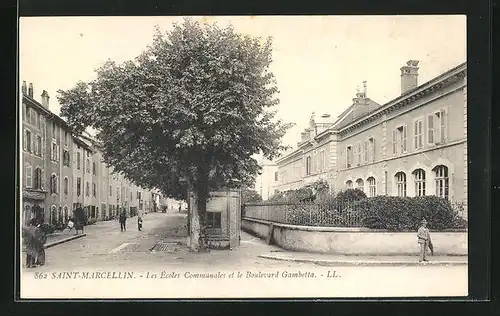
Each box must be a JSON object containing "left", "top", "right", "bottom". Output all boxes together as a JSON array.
[
  {"left": 21, "top": 81, "right": 161, "bottom": 225},
  {"left": 254, "top": 158, "right": 279, "bottom": 200},
  {"left": 275, "top": 60, "right": 468, "bottom": 218}
]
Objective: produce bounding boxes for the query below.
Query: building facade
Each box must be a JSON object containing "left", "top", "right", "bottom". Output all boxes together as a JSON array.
[
  {"left": 275, "top": 61, "right": 468, "bottom": 218},
  {"left": 21, "top": 81, "right": 162, "bottom": 225},
  {"left": 254, "top": 158, "right": 279, "bottom": 200}
]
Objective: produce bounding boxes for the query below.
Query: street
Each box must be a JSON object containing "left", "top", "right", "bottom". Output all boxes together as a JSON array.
[{"left": 21, "top": 212, "right": 468, "bottom": 299}]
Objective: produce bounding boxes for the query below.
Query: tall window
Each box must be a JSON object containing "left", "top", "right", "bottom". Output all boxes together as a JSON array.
[
  {"left": 64, "top": 177, "right": 69, "bottom": 195},
  {"left": 363, "top": 140, "right": 368, "bottom": 163},
  {"left": 413, "top": 119, "right": 424, "bottom": 150},
  {"left": 367, "top": 177, "right": 376, "bottom": 197},
  {"left": 77, "top": 152, "right": 81, "bottom": 170},
  {"left": 395, "top": 172, "right": 407, "bottom": 197},
  {"left": 110, "top": 185, "right": 112, "bottom": 196},
  {"left": 306, "top": 156, "right": 312, "bottom": 175},
  {"left": 274, "top": 171, "right": 278, "bottom": 182},
  {"left": 368, "top": 137, "right": 375, "bottom": 161},
  {"left": 346, "top": 146, "right": 353, "bottom": 168},
  {"left": 52, "top": 121, "right": 56, "bottom": 138},
  {"left": 25, "top": 164, "right": 32, "bottom": 188},
  {"left": 51, "top": 142, "right": 59, "bottom": 161},
  {"left": 50, "top": 174, "right": 58, "bottom": 194},
  {"left": 63, "top": 150, "right": 70, "bottom": 166},
  {"left": 356, "top": 178, "right": 364, "bottom": 192},
  {"left": 346, "top": 180, "right": 353, "bottom": 188},
  {"left": 434, "top": 165, "right": 449, "bottom": 199},
  {"left": 77, "top": 177, "right": 81, "bottom": 196},
  {"left": 34, "top": 167, "right": 43, "bottom": 189},
  {"left": 414, "top": 169, "right": 426, "bottom": 197},
  {"left": 436, "top": 109, "right": 447, "bottom": 143},
  {"left": 26, "top": 107, "right": 31, "bottom": 123},
  {"left": 36, "top": 136, "right": 42, "bottom": 156},
  {"left": 24, "top": 130, "right": 32, "bottom": 153},
  {"left": 64, "top": 130, "right": 68, "bottom": 145},
  {"left": 86, "top": 159, "right": 90, "bottom": 173},
  {"left": 427, "top": 114, "right": 434, "bottom": 144},
  {"left": 92, "top": 183, "right": 97, "bottom": 197},
  {"left": 356, "top": 143, "right": 361, "bottom": 166},
  {"left": 92, "top": 162, "right": 96, "bottom": 175},
  {"left": 86, "top": 182, "right": 90, "bottom": 196},
  {"left": 36, "top": 112, "right": 40, "bottom": 129}
]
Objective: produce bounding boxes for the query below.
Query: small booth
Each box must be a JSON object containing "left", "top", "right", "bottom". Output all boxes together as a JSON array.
[{"left": 187, "top": 189, "right": 241, "bottom": 250}]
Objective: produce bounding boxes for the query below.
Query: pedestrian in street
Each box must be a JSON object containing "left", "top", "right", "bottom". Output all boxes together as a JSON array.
[
  {"left": 22, "top": 219, "right": 38, "bottom": 268},
  {"left": 67, "top": 218, "right": 74, "bottom": 232},
  {"left": 34, "top": 221, "right": 47, "bottom": 266},
  {"left": 417, "top": 218, "right": 432, "bottom": 262},
  {"left": 119, "top": 211, "right": 127, "bottom": 232},
  {"left": 137, "top": 216, "right": 143, "bottom": 231}
]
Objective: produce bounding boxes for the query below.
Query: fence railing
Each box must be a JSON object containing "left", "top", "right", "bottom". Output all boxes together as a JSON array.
[{"left": 242, "top": 202, "right": 362, "bottom": 227}]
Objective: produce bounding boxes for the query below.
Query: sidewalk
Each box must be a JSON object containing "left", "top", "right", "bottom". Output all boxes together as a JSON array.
[{"left": 258, "top": 251, "right": 468, "bottom": 266}]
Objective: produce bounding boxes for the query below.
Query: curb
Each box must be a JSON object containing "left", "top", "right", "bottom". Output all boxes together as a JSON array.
[
  {"left": 258, "top": 254, "right": 468, "bottom": 267},
  {"left": 44, "top": 234, "right": 87, "bottom": 249}
]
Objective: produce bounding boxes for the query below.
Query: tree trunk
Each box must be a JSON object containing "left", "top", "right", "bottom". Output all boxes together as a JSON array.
[{"left": 188, "top": 190, "right": 209, "bottom": 252}]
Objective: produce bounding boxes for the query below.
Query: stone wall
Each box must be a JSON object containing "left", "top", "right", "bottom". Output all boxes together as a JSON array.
[{"left": 242, "top": 217, "right": 467, "bottom": 256}]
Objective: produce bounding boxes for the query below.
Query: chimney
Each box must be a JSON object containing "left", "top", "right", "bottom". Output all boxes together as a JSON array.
[
  {"left": 22, "top": 81, "right": 27, "bottom": 95},
  {"left": 41, "top": 90, "right": 50, "bottom": 109},
  {"left": 28, "top": 83, "right": 33, "bottom": 97},
  {"left": 400, "top": 60, "right": 419, "bottom": 94}
]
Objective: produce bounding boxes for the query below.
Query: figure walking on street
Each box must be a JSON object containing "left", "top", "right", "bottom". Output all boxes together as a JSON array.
[
  {"left": 417, "top": 218, "right": 432, "bottom": 262},
  {"left": 35, "top": 221, "right": 47, "bottom": 266},
  {"left": 22, "top": 219, "right": 38, "bottom": 268},
  {"left": 119, "top": 211, "right": 127, "bottom": 232},
  {"left": 137, "top": 216, "right": 143, "bottom": 231}
]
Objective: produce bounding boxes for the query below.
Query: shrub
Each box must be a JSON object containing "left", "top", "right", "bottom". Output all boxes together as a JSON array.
[
  {"left": 336, "top": 188, "right": 367, "bottom": 202},
  {"left": 39, "top": 223, "right": 56, "bottom": 235},
  {"left": 353, "top": 195, "right": 467, "bottom": 231}
]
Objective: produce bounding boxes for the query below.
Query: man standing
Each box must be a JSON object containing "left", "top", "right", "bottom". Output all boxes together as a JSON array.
[
  {"left": 417, "top": 218, "right": 431, "bottom": 262},
  {"left": 119, "top": 211, "right": 127, "bottom": 232}
]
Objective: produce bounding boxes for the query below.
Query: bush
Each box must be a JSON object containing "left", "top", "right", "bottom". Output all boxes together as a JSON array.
[
  {"left": 353, "top": 195, "right": 467, "bottom": 231},
  {"left": 336, "top": 188, "right": 367, "bottom": 202}
]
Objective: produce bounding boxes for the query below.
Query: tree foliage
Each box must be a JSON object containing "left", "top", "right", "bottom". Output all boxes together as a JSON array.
[
  {"left": 57, "top": 19, "right": 293, "bottom": 248},
  {"left": 242, "top": 189, "right": 263, "bottom": 203}
]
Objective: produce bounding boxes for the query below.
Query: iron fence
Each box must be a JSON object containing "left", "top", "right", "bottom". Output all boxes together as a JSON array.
[{"left": 242, "top": 202, "right": 362, "bottom": 227}]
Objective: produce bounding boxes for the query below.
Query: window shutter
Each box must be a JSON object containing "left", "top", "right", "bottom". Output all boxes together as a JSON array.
[
  {"left": 413, "top": 121, "right": 418, "bottom": 149},
  {"left": 41, "top": 170, "right": 45, "bottom": 190},
  {"left": 392, "top": 130, "right": 397, "bottom": 154},
  {"left": 440, "top": 109, "right": 447, "bottom": 142},
  {"left": 418, "top": 120, "right": 423, "bottom": 148},
  {"left": 57, "top": 145, "right": 60, "bottom": 161},
  {"left": 23, "top": 130, "right": 27, "bottom": 151},
  {"left": 371, "top": 139, "right": 375, "bottom": 161},
  {"left": 427, "top": 115, "right": 434, "bottom": 144},
  {"left": 403, "top": 125, "right": 407, "bottom": 152},
  {"left": 26, "top": 166, "right": 32, "bottom": 188}
]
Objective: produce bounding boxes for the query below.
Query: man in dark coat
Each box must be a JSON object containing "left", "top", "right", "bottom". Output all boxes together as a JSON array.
[
  {"left": 119, "top": 211, "right": 127, "bottom": 232},
  {"left": 22, "top": 219, "right": 38, "bottom": 268},
  {"left": 34, "top": 221, "right": 47, "bottom": 266}
]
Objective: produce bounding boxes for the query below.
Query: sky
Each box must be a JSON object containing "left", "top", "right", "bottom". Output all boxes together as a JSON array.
[{"left": 19, "top": 15, "right": 466, "bottom": 153}]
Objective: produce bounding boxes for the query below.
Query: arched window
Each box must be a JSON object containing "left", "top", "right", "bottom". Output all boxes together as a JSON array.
[
  {"left": 367, "top": 177, "right": 376, "bottom": 197},
  {"left": 346, "top": 180, "right": 353, "bottom": 188},
  {"left": 356, "top": 178, "right": 364, "bottom": 192},
  {"left": 434, "top": 165, "right": 449, "bottom": 199},
  {"left": 25, "top": 164, "right": 32, "bottom": 188},
  {"left": 92, "top": 162, "right": 96, "bottom": 175},
  {"left": 58, "top": 207, "right": 63, "bottom": 223},
  {"left": 395, "top": 172, "right": 407, "bottom": 197},
  {"left": 50, "top": 174, "right": 58, "bottom": 194},
  {"left": 34, "top": 167, "right": 43, "bottom": 189},
  {"left": 64, "top": 177, "right": 69, "bottom": 195},
  {"left": 413, "top": 169, "right": 426, "bottom": 197}
]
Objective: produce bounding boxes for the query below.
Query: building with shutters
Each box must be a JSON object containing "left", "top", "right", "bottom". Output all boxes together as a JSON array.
[
  {"left": 275, "top": 60, "right": 468, "bottom": 219},
  {"left": 21, "top": 81, "right": 163, "bottom": 225}
]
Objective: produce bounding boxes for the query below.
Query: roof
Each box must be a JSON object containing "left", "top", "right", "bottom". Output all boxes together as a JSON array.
[{"left": 334, "top": 98, "right": 381, "bottom": 129}]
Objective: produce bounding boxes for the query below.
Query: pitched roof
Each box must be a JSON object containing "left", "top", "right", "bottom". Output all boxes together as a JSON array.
[{"left": 333, "top": 98, "right": 381, "bottom": 129}]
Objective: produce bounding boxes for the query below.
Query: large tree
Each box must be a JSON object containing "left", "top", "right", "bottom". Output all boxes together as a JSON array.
[{"left": 57, "top": 19, "right": 293, "bottom": 250}]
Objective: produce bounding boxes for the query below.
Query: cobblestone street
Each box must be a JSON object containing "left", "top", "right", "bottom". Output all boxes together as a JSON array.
[{"left": 21, "top": 212, "right": 468, "bottom": 299}]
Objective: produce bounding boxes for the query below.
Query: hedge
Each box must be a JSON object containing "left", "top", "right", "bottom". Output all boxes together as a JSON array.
[{"left": 354, "top": 195, "right": 467, "bottom": 231}]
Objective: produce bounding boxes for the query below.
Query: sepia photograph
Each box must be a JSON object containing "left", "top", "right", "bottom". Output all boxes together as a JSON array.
[{"left": 19, "top": 15, "right": 468, "bottom": 299}]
